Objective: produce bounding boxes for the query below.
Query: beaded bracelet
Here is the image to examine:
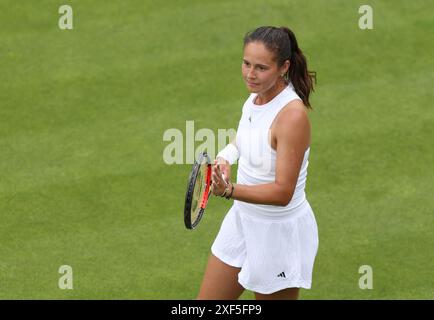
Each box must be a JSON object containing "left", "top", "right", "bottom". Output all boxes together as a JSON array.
[
  {"left": 220, "top": 184, "right": 230, "bottom": 198},
  {"left": 225, "top": 182, "right": 234, "bottom": 200}
]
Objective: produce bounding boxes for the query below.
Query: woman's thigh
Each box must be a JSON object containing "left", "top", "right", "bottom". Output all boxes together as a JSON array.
[{"left": 197, "top": 254, "right": 245, "bottom": 300}]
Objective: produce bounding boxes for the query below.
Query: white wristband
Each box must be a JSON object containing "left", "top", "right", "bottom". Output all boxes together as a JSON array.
[{"left": 216, "top": 143, "right": 239, "bottom": 165}]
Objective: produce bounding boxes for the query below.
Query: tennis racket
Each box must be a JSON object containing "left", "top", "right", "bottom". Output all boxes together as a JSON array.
[{"left": 184, "top": 152, "right": 227, "bottom": 229}]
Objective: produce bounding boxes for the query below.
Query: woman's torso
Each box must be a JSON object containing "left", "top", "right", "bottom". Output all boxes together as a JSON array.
[{"left": 235, "top": 83, "right": 311, "bottom": 217}]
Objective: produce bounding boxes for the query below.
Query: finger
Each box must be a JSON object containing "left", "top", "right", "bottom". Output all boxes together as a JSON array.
[
  {"left": 216, "top": 168, "right": 225, "bottom": 184},
  {"left": 217, "top": 167, "right": 225, "bottom": 182},
  {"left": 221, "top": 173, "right": 227, "bottom": 185},
  {"left": 223, "top": 169, "right": 229, "bottom": 178},
  {"left": 224, "top": 171, "right": 230, "bottom": 182},
  {"left": 212, "top": 173, "right": 219, "bottom": 184},
  {"left": 211, "top": 183, "right": 219, "bottom": 195},
  {"left": 214, "top": 170, "right": 222, "bottom": 181}
]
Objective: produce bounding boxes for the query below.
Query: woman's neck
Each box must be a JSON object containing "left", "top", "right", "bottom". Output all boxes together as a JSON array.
[{"left": 254, "top": 80, "right": 287, "bottom": 105}]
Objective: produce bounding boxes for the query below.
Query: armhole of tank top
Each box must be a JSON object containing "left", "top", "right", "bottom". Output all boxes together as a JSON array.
[
  {"left": 266, "top": 97, "right": 305, "bottom": 154},
  {"left": 266, "top": 132, "right": 311, "bottom": 156}
]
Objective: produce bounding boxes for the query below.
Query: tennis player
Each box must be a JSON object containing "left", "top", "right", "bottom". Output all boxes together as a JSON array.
[{"left": 197, "top": 26, "right": 318, "bottom": 300}]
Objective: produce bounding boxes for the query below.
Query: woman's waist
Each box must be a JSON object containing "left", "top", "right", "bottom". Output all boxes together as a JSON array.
[{"left": 234, "top": 194, "right": 309, "bottom": 219}]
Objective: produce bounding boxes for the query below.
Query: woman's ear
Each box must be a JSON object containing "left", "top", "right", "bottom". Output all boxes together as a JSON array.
[{"left": 282, "top": 59, "right": 290, "bottom": 75}]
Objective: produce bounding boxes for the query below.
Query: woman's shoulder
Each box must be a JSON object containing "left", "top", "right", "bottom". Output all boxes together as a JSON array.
[
  {"left": 274, "top": 99, "right": 310, "bottom": 136},
  {"left": 273, "top": 99, "right": 311, "bottom": 147},
  {"left": 276, "top": 99, "right": 309, "bottom": 124}
]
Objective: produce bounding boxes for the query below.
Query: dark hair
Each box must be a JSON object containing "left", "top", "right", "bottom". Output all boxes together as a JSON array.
[{"left": 243, "top": 26, "right": 316, "bottom": 109}]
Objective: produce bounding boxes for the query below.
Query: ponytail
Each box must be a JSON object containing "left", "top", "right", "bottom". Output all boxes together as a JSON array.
[
  {"left": 244, "top": 26, "right": 316, "bottom": 109},
  {"left": 280, "top": 27, "right": 316, "bottom": 109}
]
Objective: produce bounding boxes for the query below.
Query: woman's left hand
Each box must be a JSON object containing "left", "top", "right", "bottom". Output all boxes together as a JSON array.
[{"left": 211, "top": 160, "right": 228, "bottom": 196}]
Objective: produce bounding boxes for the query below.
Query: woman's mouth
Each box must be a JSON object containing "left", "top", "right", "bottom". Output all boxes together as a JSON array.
[{"left": 247, "top": 81, "right": 259, "bottom": 87}]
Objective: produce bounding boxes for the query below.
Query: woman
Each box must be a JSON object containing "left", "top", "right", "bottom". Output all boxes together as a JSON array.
[{"left": 197, "top": 26, "right": 318, "bottom": 300}]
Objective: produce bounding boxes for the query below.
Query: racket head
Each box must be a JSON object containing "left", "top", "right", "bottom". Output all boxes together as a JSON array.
[{"left": 184, "top": 152, "right": 212, "bottom": 229}]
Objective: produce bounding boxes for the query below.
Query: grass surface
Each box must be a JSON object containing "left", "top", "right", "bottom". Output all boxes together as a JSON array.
[{"left": 0, "top": 0, "right": 433, "bottom": 299}]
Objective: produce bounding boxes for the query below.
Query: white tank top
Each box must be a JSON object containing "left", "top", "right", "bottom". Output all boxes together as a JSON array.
[{"left": 235, "top": 83, "right": 311, "bottom": 217}]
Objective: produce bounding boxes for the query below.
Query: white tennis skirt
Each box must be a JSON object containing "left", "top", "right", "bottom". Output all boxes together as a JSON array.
[{"left": 211, "top": 200, "right": 319, "bottom": 294}]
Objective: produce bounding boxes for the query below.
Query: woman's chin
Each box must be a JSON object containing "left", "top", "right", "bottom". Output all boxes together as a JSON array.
[{"left": 246, "top": 83, "right": 260, "bottom": 93}]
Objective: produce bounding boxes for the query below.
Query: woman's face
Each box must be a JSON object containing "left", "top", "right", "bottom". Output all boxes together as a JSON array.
[{"left": 242, "top": 41, "right": 288, "bottom": 94}]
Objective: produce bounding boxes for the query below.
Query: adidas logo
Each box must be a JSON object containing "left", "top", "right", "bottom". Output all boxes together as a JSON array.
[{"left": 277, "top": 272, "right": 286, "bottom": 278}]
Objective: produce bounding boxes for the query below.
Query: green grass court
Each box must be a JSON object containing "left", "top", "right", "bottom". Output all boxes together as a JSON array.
[{"left": 0, "top": 0, "right": 433, "bottom": 299}]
